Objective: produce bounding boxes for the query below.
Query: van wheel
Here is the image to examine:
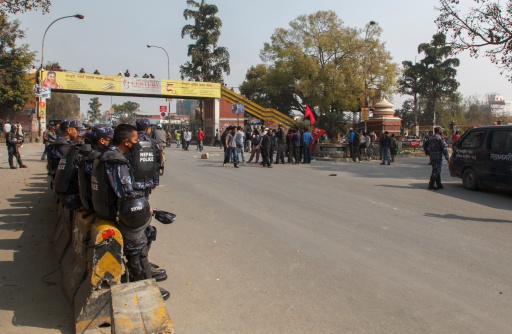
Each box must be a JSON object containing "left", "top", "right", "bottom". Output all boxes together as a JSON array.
[{"left": 462, "top": 168, "right": 478, "bottom": 190}]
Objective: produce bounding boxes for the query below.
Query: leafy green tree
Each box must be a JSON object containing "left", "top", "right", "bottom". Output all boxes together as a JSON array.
[
  {"left": 0, "top": 14, "right": 36, "bottom": 120},
  {"left": 417, "top": 32, "right": 460, "bottom": 125},
  {"left": 180, "top": 0, "right": 230, "bottom": 83},
  {"left": 0, "top": 0, "right": 51, "bottom": 15},
  {"left": 397, "top": 61, "right": 425, "bottom": 125},
  {"left": 111, "top": 101, "right": 140, "bottom": 114},
  {"left": 436, "top": 0, "right": 512, "bottom": 77},
  {"left": 88, "top": 97, "right": 102, "bottom": 122},
  {"left": 242, "top": 11, "right": 397, "bottom": 118},
  {"left": 46, "top": 93, "right": 79, "bottom": 120}
]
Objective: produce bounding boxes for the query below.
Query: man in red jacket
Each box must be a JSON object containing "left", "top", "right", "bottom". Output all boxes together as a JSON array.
[{"left": 197, "top": 128, "right": 204, "bottom": 152}]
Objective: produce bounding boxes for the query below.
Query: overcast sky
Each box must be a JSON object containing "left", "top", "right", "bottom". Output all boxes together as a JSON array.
[{"left": 9, "top": 0, "right": 512, "bottom": 116}]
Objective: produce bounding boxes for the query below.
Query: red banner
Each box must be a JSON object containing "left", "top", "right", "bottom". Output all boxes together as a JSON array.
[{"left": 311, "top": 127, "right": 325, "bottom": 150}]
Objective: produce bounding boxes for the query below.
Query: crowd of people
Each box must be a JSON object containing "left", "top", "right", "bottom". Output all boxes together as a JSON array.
[{"left": 40, "top": 118, "right": 175, "bottom": 300}]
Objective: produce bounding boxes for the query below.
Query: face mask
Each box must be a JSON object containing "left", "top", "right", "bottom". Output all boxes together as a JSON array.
[{"left": 128, "top": 140, "right": 142, "bottom": 153}]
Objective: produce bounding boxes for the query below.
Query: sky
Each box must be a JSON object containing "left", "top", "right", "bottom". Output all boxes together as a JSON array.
[{"left": 8, "top": 0, "right": 512, "bottom": 116}]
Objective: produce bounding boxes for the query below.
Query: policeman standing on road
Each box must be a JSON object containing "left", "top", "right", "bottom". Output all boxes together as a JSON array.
[
  {"left": 428, "top": 126, "right": 450, "bottom": 190},
  {"left": 133, "top": 119, "right": 166, "bottom": 281},
  {"left": 91, "top": 124, "right": 169, "bottom": 300},
  {"left": 6, "top": 126, "right": 27, "bottom": 169}
]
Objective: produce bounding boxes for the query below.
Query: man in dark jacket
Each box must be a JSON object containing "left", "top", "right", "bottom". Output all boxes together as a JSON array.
[
  {"left": 380, "top": 131, "right": 391, "bottom": 165},
  {"left": 6, "top": 126, "right": 27, "bottom": 169},
  {"left": 261, "top": 128, "right": 274, "bottom": 168},
  {"left": 275, "top": 125, "right": 286, "bottom": 164}
]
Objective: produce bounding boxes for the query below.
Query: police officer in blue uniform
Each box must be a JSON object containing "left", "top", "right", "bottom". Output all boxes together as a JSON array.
[
  {"left": 428, "top": 126, "right": 450, "bottom": 190},
  {"left": 134, "top": 118, "right": 161, "bottom": 196},
  {"left": 48, "top": 119, "right": 82, "bottom": 178},
  {"left": 79, "top": 125, "right": 114, "bottom": 211},
  {"left": 91, "top": 124, "right": 169, "bottom": 300}
]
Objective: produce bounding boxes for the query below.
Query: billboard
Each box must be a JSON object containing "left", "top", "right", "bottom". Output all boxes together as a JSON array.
[{"left": 40, "top": 71, "right": 221, "bottom": 99}]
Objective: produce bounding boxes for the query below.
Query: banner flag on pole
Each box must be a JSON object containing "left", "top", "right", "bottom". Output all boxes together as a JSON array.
[{"left": 305, "top": 105, "right": 316, "bottom": 125}]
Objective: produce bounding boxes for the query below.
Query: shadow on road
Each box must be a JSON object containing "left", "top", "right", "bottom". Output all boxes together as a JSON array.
[
  {"left": 0, "top": 172, "right": 72, "bottom": 333},
  {"left": 424, "top": 213, "right": 512, "bottom": 224}
]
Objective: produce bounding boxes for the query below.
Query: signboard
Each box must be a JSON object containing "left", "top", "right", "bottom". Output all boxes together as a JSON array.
[
  {"left": 38, "top": 100, "right": 46, "bottom": 118},
  {"left": 361, "top": 108, "right": 369, "bottom": 121},
  {"left": 160, "top": 106, "right": 167, "bottom": 112},
  {"left": 231, "top": 103, "right": 245, "bottom": 114},
  {"left": 161, "top": 112, "right": 166, "bottom": 117},
  {"left": 43, "top": 71, "right": 222, "bottom": 99}
]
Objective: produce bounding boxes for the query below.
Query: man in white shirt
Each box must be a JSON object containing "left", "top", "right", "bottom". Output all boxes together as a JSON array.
[
  {"left": 235, "top": 126, "right": 246, "bottom": 164},
  {"left": 183, "top": 128, "right": 192, "bottom": 151}
]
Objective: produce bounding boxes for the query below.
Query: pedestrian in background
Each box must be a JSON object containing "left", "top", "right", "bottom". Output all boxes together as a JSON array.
[
  {"left": 292, "top": 128, "right": 301, "bottom": 164},
  {"left": 6, "top": 126, "right": 27, "bottom": 169},
  {"left": 224, "top": 126, "right": 239, "bottom": 168},
  {"left": 183, "top": 127, "right": 191, "bottom": 151},
  {"left": 302, "top": 127, "right": 313, "bottom": 163},
  {"left": 197, "top": 127, "right": 204, "bottom": 152},
  {"left": 261, "top": 128, "right": 274, "bottom": 168},
  {"left": 390, "top": 133, "right": 398, "bottom": 163},
  {"left": 41, "top": 125, "right": 56, "bottom": 160},
  {"left": 380, "top": 131, "right": 391, "bottom": 165},
  {"left": 213, "top": 128, "right": 222, "bottom": 148},
  {"left": 287, "top": 129, "right": 295, "bottom": 163},
  {"left": 275, "top": 125, "right": 286, "bottom": 164},
  {"left": 235, "top": 126, "right": 245, "bottom": 164},
  {"left": 176, "top": 130, "right": 181, "bottom": 149},
  {"left": 351, "top": 130, "right": 361, "bottom": 162},
  {"left": 245, "top": 127, "right": 252, "bottom": 152},
  {"left": 247, "top": 129, "right": 261, "bottom": 163}
]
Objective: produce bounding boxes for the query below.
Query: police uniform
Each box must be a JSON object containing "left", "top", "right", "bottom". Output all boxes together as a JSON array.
[
  {"left": 6, "top": 129, "right": 26, "bottom": 169},
  {"left": 47, "top": 119, "right": 81, "bottom": 177},
  {"left": 428, "top": 128, "right": 450, "bottom": 190},
  {"left": 91, "top": 145, "right": 167, "bottom": 285},
  {"left": 52, "top": 120, "right": 86, "bottom": 209}
]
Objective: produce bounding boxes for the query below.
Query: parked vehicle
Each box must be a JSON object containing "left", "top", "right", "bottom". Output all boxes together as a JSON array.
[{"left": 449, "top": 125, "right": 512, "bottom": 190}]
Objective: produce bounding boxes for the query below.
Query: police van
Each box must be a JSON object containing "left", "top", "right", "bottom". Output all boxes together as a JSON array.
[{"left": 449, "top": 125, "right": 512, "bottom": 190}]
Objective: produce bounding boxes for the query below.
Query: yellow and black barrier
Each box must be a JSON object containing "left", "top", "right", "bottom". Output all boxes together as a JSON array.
[
  {"left": 48, "top": 188, "right": 174, "bottom": 333},
  {"left": 74, "top": 220, "right": 124, "bottom": 333}
]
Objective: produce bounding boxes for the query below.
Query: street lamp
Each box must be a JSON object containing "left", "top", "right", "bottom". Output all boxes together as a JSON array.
[
  {"left": 147, "top": 45, "right": 171, "bottom": 129},
  {"left": 364, "top": 20, "right": 376, "bottom": 132},
  {"left": 38, "top": 14, "right": 84, "bottom": 136}
]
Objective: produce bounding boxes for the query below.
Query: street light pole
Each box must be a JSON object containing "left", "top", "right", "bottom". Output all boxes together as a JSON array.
[
  {"left": 147, "top": 45, "right": 171, "bottom": 130},
  {"left": 364, "top": 20, "right": 376, "bottom": 133},
  {"left": 38, "top": 14, "right": 84, "bottom": 136}
]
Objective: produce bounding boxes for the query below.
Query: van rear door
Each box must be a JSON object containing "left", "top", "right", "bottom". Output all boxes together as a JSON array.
[{"left": 488, "top": 130, "right": 512, "bottom": 187}]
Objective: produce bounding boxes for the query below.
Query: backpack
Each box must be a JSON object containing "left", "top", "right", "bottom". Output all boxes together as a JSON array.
[
  {"left": 252, "top": 135, "right": 260, "bottom": 146},
  {"left": 352, "top": 134, "right": 360, "bottom": 146}
]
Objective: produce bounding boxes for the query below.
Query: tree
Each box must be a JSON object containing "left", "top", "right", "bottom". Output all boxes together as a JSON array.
[
  {"left": 111, "top": 101, "right": 140, "bottom": 114},
  {"left": 417, "top": 32, "right": 460, "bottom": 125},
  {"left": 397, "top": 61, "right": 425, "bottom": 125},
  {"left": 0, "top": 0, "right": 51, "bottom": 15},
  {"left": 0, "top": 14, "right": 36, "bottom": 121},
  {"left": 436, "top": 0, "right": 512, "bottom": 78},
  {"left": 180, "top": 0, "right": 230, "bottom": 83},
  {"left": 88, "top": 97, "right": 102, "bottom": 122},
  {"left": 46, "top": 92, "right": 79, "bottom": 120},
  {"left": 242, "top": 11, "right": 397, "bottom": 118}
]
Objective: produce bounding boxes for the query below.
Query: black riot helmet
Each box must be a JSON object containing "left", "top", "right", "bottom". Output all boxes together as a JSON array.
[{"left": 117, "top": 192, "right": 152, "bottom": 232}]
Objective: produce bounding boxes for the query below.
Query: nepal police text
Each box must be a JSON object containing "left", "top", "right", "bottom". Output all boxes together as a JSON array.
[{"left": 139, "top": 152, "right": 154, "bottom": 162}]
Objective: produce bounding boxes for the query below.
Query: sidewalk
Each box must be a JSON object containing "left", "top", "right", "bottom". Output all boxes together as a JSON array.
[{"left": 0, "top": 144, "right": 73, "bottom": 333}]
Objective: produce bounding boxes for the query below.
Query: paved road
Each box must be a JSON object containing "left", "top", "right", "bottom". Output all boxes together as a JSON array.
[
  {"left": 1, "top": 144, "right": 511, "bottom": 333},
  {"left": 150, "top": 146, "right": 512, "bottom": 334}
]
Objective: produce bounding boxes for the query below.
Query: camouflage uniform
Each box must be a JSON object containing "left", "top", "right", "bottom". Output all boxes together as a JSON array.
[{"left": 428, "top": 133, "right": 450, "bottom": 189}]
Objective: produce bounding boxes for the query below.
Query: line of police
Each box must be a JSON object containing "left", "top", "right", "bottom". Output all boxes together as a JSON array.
[{"left": 47, "top": 118, "right": 171, "bottom": 300}]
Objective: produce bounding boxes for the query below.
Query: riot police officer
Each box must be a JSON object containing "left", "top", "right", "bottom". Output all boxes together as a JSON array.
[
  {"left": 133, "top": 118, "right": 161, "bottom": 197},
  {"left": 428, "top": 126, "right": 450, "bottom": 190},
  {"left": 54, "top": 125, "right": 88, "bottom": 210},
  {"left": 47, "top": 119, "right": 82, "bottom": 178},
  {"left": 6, "top": 126, "right": 27, "bottom": 169},
  {"left": 78, "top": 125, "right": 113, "bottom": 211},
  {"left": 91, "top": 124, "right": 169, "bottom": 300}
]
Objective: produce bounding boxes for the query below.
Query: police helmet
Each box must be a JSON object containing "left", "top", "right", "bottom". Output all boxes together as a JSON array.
[
  {"left": 117, "top": 192, "right": 152, "bottom": 232},
  {"left": 136, "top": 118, "right": 151, "bottom": 131},
  {"left": 91, "top": 124, "right": 114, "bottom": 142},
  {"left": 60, "top": 119, "right": 80, "bottom": 130}
]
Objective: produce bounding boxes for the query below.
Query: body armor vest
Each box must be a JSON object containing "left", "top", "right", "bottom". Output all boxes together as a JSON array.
[
  {"left": 130, "top": 140, "right": 157, "bottom": 183},
  {"left": 48, "top": 138, "right": 70, "bottom": 175},
  {"left": 91, "top": 151, "right": 129, "bottom": 221},
  {"left": 54, "top": 144, "right": 80, "bottom": 194},
  {"left": 78, "top": 150, "right": 101, "bottom": 210}
]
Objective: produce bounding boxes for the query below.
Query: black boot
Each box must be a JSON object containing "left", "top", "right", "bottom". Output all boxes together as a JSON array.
[
  {"left": 436, "top": 175, "right": 444, "bottom": 189},
  {"left": 428, "top": 176, "right": 438, "bottom": 190},
  {"left": 152, "top": 267, "right": 167, "bottom": 282}
]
